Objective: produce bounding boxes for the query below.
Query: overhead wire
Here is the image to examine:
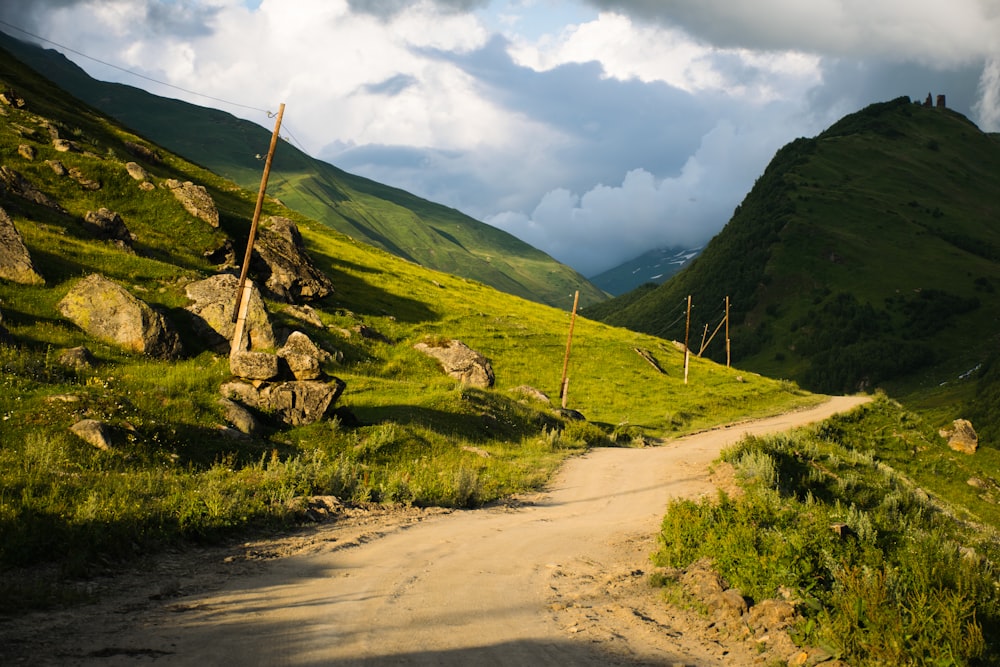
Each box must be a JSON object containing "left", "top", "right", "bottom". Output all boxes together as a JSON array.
[{"left": 0, "top": 18, "right": 272, "bottom": 115}]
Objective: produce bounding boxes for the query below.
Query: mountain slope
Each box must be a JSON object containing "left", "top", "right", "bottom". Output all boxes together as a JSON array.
[
  {"left": 591, "top": 97, "right": 1000, "bottom": 394},
  {"left": 0, "top": 30, "right": 605, "bottom": 309}
]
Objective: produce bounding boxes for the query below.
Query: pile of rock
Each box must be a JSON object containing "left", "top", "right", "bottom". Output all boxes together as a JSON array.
[{"left": 223, "top": 329, "right": 345, "bottom": 429}]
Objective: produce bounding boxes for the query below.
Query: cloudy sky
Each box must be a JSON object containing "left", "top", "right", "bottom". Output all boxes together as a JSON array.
[{"left": 2, "top": 0, "right": 998, "bottom": 276}]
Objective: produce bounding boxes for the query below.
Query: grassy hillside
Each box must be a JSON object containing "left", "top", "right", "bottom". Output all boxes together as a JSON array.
[
  {"left": 0, "top": 39, "right": 813, "bottom": 588},
  {"left": 592, "top": 98, "right": 1000, "bottom": 404},
  {"left": 0, "top": 31, "right": 607, "bottom": 310}
]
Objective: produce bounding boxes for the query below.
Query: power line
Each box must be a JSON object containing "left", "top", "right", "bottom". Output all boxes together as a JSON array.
[{"left": 0, "top": 18, "right": 271, "bottom": 115}]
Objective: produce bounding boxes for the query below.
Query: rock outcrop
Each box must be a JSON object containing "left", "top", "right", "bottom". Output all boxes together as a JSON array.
[
  {"left": 414, "top": 339, "right": 495, "bottom": 388},
  {"left": 251, "top": 216, "right": 334, "bottom": 302},
  {"left": 184, "top": 273, "right": 275, "bottom": 353},
  {"left": 164, "top": 179, "right": 219, "bottom": 227},
  {"left": 0, "top": 206, "right": 44, "bottom": 285},
  {"left": 58, "top": 273, "right": 183, "bottom": 359},
  {"left": 0, "top": 166, "right": 65, "bottom": 211}
]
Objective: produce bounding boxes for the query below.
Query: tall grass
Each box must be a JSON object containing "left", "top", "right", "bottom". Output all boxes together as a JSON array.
[{"left": 654, "top": 395, "right": 999, "bottom": 665}]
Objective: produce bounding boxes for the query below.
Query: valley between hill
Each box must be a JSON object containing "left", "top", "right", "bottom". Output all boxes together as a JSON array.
[{"left": 1, "top": 396, "right": 869, "bottom": 666}]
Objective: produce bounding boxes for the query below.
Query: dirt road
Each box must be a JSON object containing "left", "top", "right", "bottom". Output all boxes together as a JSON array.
[{"left": 3, "top": 395, "right": 869, "bottom": 666}]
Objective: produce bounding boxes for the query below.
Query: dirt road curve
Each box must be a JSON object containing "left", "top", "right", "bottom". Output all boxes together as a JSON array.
[{"left": 8, "top": 396, "right": 869, "bottom": 666}]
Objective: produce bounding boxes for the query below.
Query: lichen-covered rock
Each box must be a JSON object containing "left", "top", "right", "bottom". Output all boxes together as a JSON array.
[
  {"left": 58, "top": 274, "right": 182, "bottom": 359},
  {"left": 164, "top": 179, "right": 219, "bottom": 227},
  {"left": 230, "top": 350, "right": 280, "bottom": 380},
  {"left": 184, "top": 273, "right": 275, "bottom": 353},
  {"left": 273, "top": 332, "right": 340, "bottom": 380},
  {"left": 252, "top": 216, "right": 334, "bottom": 302},
  {"left": 17, "top": 144, "right": 35, "bottom": 160},
  {"left": 0, "top": 206, "right": 44, "bottom": 285},
  {"left": 414, "top": 339, "right": 495, "bottom": 388}
]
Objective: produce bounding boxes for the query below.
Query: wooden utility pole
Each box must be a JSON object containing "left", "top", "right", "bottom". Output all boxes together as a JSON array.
[
  {"left": 683, "top": 295, "right": 692, "bottom": 385},
  {"left": 725, "top": 296, "right": 731, "bottom": 368},
  {"left": 559, "top": 290, "right": 580, "bottom": 408},
  {"left": 698, "top": 323, "right": 709, "bottom": 356},
  {"left": 231, "top": 103, "right": 285, "bottom": 355}
]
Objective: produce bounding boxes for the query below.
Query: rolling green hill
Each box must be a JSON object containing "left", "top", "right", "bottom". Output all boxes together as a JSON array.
[
  {"left": 0, "top": 30, "right": 606, "bottom": 310},
  {"left": 590, "top": 97, "right": 1000, "bottom": 399}
]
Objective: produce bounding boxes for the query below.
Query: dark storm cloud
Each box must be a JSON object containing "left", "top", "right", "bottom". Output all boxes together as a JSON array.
[
  {"left": 0, "top": 1, "right": 219, "bottom": 39},
  {"left": 0, "top": 0, "right": 84, "bottom": 33},
  {"left": 582, "top": 0, "right": 1000, "bottom": 65}
]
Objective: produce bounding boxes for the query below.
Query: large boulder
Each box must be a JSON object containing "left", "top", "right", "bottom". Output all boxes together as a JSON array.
[
  {"left": 251, "top": 216, "right": 334, "bottom": 303},
  {"left": 0, "top": 206, "right": 44, "bottom": 285},
  {"left": 413, "top": 339, "right": 495, "bottom": 388},
  {"left": 184, "top": 273, "right": 275, "bottom": 353},
  {"left": 58, "top": 274, "right": 182, "bottom": 359},
  {"left": 220, "top": 377, "right": 345, "bottom": 427},
  {"left": 164, "top": 179, "right": 219, "bottom": 227}
]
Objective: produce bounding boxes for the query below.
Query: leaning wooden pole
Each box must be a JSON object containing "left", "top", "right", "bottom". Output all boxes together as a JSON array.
[
  {"left": 231, "top": 103, "right": 285, "bottom": 355},
  {"left": 559, "top": 290, "right": 580, "bottom": 408},
  {"left": 725, "top": 295, "right": 731, "bottom": 368},
  {"left": 683, "top": 295, "right": 692, "bottom": 385}
]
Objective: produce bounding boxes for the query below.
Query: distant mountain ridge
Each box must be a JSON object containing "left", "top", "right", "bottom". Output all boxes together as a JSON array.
[
  {"left": 590, "top": 97, "right": 1000, "bottom": 395},
  {"left": 588, "top": 245, "right": 702, "bottom": 296},
  {"left": 0, "top": 31, "right": 606, "bottom": 309}
]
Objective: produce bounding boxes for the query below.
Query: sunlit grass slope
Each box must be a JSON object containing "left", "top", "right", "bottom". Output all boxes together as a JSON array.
[
  {"left": 0, "top": 30, "right": 607, "bottom": 309},
  {"left": 0, "top": 40, "right": 813, "bottom": 588}
]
